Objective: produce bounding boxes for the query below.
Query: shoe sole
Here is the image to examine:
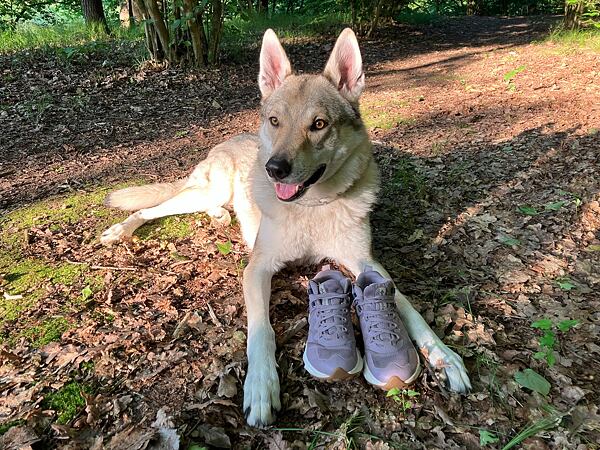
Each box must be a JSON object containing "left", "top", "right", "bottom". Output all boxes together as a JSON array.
[
  {"left": 363, "top": 358, "right": 422, "bottom": 391},
  {"left": 303, "top": 349, "right": 364, "bottom": 381}
]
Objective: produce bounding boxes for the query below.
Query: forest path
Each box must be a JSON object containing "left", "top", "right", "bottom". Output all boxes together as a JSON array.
[{"left": 1, "top": 16, "right": 599, "bottom": 449}]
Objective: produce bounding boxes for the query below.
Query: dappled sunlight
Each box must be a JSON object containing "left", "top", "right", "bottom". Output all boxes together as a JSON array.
[{"left": 2, "top": 12, "right": 600, "bottom": 449}]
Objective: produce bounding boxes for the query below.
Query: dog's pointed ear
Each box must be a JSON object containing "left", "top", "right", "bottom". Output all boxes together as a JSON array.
[
  {"left": 259, "top": 29, "right": 292, "bottom": 99},
  {"left": 323, "top": 28, "right": 365, "bottom": 103}
]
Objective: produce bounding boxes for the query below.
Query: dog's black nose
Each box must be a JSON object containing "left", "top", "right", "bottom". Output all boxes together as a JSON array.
[{"left": 265, "top": 157, "right": 292, "bottom": 181}]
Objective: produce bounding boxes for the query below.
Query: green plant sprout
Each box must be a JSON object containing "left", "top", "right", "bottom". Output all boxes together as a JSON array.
[
  {"left": 531, "top": 318, "right": 579, "bottom": 367},
  {"left": 503, "top": 65, "right": 526, "bottom": 91},
  {"left": 386, "top": 387, "right": 420, "bottom": 411}
]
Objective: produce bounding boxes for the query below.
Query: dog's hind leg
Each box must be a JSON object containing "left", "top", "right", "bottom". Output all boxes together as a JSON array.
[{"left": 101, "top": 161, "right": 234, "bottom": 245}]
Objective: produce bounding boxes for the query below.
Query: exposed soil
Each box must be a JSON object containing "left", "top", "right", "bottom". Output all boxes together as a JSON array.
[{"left": 1, "top": 16, "right": 599, "bottom": 450}]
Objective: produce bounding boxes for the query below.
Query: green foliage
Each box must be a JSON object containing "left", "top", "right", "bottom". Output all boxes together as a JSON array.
[
  {"left": 498, "top": 235, "right": 521, "bottom": 246},
  {"left": 546, "top": 27, "right": 600, "bottom": 51},
  {"left": 556, "top": 278, "right": 576, "bottom": 291},
  {"left": 81, "top": 286, "right": 94, "bottom": 302},
  {"left": 501, "top": 406, "right": 565, "bottom": 450},
  {"left": 504, "top": 65, "right": 526, "bottom": 91},
  {"left": 514, "top": 368, "right": 551, "bottom": 396},
  {"left": 22, "top": 316, "right": 70, "bottom": 347},
  {"left": 216, "top": 240, "right": 233, "bottom": 256},
  {"left": 566, "top": 0, "right": 600, "bottom": 28},
  {"left": 0, "top": 420, "right": 26, "bottom": 435},
  {"left": 386, "top": 387, "right": 420, "bottom": 411},
  {"left": 222, "top": 12, "right": 346, "bottom": 62},
  {"left": 518, "top": 205, "right": 539, "bottom": 216},
  {"left": 530, "top": 318, "right": 579, "bottom": 367},
  {"left": 0, "top": 0, "right": 80, "bottom": 30},
  {"left": 557, "top": 319, "right": 579, "bottom": 332},
  {"left": 0, "top": 21, "right": 143, "bottom": 54},
  {"left": 544, "top": 200, "right": 566, "bottom": 211},
  {"left": 479, "top": 429, "right": 500, "bottom": 446}
]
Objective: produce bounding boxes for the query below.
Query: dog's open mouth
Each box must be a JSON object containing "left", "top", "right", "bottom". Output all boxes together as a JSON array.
[{"left": 274, "top": 165, "right": 326, "bottom": 202}]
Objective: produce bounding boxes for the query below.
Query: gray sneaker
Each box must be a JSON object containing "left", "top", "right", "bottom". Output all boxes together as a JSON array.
[
  {"left": 303, "top": 267, "right": 363, "bottom": 380},
  {"left": 354, "top": 268, "right": 421, "bottom": 390}
]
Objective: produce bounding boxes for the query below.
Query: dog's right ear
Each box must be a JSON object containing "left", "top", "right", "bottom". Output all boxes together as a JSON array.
[{"left": 259, "top": 29, "right": 292, "bottom": 99}]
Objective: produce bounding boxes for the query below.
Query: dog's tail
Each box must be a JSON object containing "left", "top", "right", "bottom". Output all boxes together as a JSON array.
[{"left": 105, "top": 179, "right": 187, "bottom": 211}]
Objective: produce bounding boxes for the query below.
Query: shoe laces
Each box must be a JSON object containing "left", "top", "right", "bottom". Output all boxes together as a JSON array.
[
  {"left": 309, "top": 292, "right": 351, "bottom": 341},
  {"left": 355, "top": 296, "right": 402, "bottom": 346}
]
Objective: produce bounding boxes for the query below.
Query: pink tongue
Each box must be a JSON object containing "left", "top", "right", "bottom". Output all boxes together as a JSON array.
[{"left": 275, "top": 183, "right": 300, "bottom": 200}]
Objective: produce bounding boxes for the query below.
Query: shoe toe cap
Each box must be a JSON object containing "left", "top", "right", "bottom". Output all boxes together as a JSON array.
[
  {"left": 368, "top": 347, "right": 420, "bottom": 383},
  {"left": 306, "top": 344, "right": 358, "bottom": 374}
]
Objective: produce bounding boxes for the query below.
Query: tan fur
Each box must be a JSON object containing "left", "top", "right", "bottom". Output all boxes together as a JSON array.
[
  {"left": 105, "top": 180, "right": 187, "bottom": 211},
  {"left": 101, "top": 29, "right": 471, "bottom": 428}
]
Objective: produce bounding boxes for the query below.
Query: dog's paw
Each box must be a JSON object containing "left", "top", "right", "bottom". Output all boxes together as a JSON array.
[
  {"left": 243, "top": 362, "right": 281, "bottom": 427},
  {"left": 208, "top": 207, "right": 231, "bottom": 228},
  {"left": 100, "top": 223, "right": 131, "bottom": 245},
  {"left": 423, "top": 340, "right": 471, "bottom": 394}
]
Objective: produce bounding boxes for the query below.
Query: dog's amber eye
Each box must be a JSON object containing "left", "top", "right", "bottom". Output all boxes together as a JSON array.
[
  {"left": 269, "top": 117, "right": 279, "bottom": 127},
  {"left": 312, "top": 119, "right": 327, "bottom": 130}
]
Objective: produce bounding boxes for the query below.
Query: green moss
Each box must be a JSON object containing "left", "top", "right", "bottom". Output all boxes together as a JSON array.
[
  {"left": 1, "top": 258, "right": 87, "bottom": 296},
  {"left": 0, "top": 258, "right": 103, "bottom": 344},
  {"left": 22, "top": 316, "right": 70, "bottom": 347},
  {"left": 135, "top": 215, "right": 193, "bottom": 240},
  {"left": 361, "top": 95, "right": 414, "bottom": 130},
  {"left": 43, "top": 381, "right": 91, "bottom": 424},
  {"left": 0, "top": 185, "right": 132, "bottom": 252},
  {"left": 0, "top": 419, "right": 25, "bottom": 435}
]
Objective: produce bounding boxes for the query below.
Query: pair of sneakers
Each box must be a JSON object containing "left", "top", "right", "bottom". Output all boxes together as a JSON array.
[{"left": 303, "top": 266, "right": 421, "bottom": 390}]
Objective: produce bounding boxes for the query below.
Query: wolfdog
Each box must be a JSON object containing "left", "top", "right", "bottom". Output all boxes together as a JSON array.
[{"left": 101, "top": 28, "right": 471, "bottom": 427}]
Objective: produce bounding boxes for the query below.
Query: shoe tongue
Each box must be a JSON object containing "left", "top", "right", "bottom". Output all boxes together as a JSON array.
[
  {"left": 319, "top": 279, "right": 344, "bottom": 294},
  {"left": 364, "top": 281, "right": 394, "bottom": 299}
]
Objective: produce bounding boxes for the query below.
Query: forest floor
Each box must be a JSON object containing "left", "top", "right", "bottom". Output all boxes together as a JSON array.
[{"left": 1, "top": 15, "right": 599, "bottom": 450}]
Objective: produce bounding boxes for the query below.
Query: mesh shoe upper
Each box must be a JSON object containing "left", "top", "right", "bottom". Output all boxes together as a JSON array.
[
  {"left": 304, "top": 270, "right": 359, "bottom": 376},
  {"left": 354, "top": 269, "right": 419, "bottom": 384}
]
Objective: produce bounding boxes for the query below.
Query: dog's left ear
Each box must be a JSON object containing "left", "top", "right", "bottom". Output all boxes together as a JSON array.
[{"left": 323, "top": 28, "right": 365, "bottom": 103}]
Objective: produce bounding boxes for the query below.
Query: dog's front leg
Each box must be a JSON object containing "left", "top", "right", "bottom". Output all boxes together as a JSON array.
[
  {"left": 342, "top": 257, "right": 472, "bottom": 394},
  {"left": 242, "top": 254, "right": 281, "bottom": 427}
]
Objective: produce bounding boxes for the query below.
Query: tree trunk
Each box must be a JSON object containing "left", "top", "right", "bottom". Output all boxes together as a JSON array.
[
  {"left": 208, "top": 0, "right": 224, "bottom": 64},
  {"left": 467, "top": 0, "right": 475, "bottom": 14},
  {"left": 564, "top": 1, "right": 585, "bottom": 29},
  {"left": 366, "top": 0, "right": 383, "bottom": 37},
  {"left": 183, "top": 0, "right": 206, "bottom": 66},
  {"left": 81, "top": 0, "right": 110, "bottom": 33},
  {"left": 143, "top": 0, "right": 172, "bottom": 61},
  {"left": 119, "top": 0, "right": 137, "bottom": 27},
  {"left": 259, "top": 0, "right": 269, "bottom": 14}
]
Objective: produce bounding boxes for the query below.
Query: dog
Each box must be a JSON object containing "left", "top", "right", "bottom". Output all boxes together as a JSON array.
[{"left": 100, "top": 28, "right": 471, "bottom": 427}]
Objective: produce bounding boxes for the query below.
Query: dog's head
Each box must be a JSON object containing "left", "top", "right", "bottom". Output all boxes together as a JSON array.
[{"left": 257, "top": 28, "right": 369, "bottom": 203}]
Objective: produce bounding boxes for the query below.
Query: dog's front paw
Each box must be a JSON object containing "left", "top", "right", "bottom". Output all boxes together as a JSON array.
[
  {"left": 243, "top": 361, "right": 281, "bottom": 427},
  {"left": 100, "top": 223, "right": 131, "bottom": 245},
  {"left": 423, "top": 341, "right": 471, "bottom": 394}
]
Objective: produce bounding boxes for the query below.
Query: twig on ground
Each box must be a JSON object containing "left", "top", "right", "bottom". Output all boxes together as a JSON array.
[
  {"left": 277, "top": 317, "right": 307, "bottom": 348},
  {"left": 91, "top": 265, "right": 138, "bottom": 271},
  {"left": 207, "top": 302, "right": 223, "bottom": 328}
]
